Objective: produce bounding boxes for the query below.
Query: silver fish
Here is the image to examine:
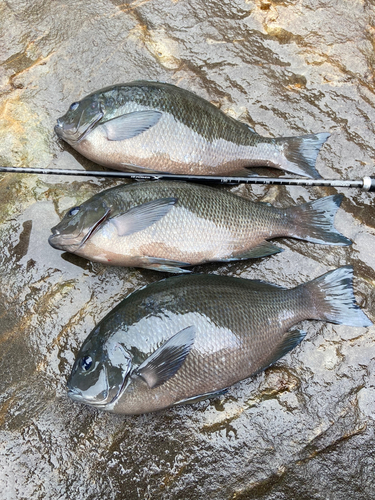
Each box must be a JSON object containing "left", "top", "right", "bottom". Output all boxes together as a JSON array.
[
  {"left": 67, "top": 267, "right": 372, "bottom": 415},
  {"left": 55, "top": 81, "right": 329, "bottom": 178},
  {"left": 48, "top": 181, "right": 351, "bottom": 273}
]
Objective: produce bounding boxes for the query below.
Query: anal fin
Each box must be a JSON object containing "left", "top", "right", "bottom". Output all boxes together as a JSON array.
[
  {"left": 260, "top": 329, "right": 307, "bottom": 374},
  {"left": 225, "top": 241, "right": 283, "bottom": 261},
  {"left": 140, "top": 256, "right": 191, "bottom": 273},
  {"left": 119, "top": 162, "right": 163, "bottom": 174},
  {"left": 275, "top": 329, "right": 307, "bottom": 359},
  {"left": 227, "top": 168, "right": 260, "bottom": 177},
  {"left": 175, "top": 388, "right": 228, "bottom": 406}
]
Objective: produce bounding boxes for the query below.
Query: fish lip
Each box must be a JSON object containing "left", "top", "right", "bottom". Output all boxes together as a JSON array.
[
  {"left": 54, "top": 106, "right": 104, "bottom": 143},
  {"left": 48, "top": 208, "right": 110, "bottom": 250},
  {"left": 48, "top": 234, "right": 61, "bottom": 250},
  {"left": 54, "top": 123, "right": 63, "bottom": 138},
  {"left": 48, "top": 232, "right": 81, "bottom": 250},
  {"left": 48, "top": 225, "right": 61, "bottom": 249},
  {"left": 67, "top": 388, "right": 109, "bottom": 408},
  {"left": 67, "top": 388, "right": 85, "bottom": 402},
  {"left": 67, "top": 378, "right": 125, "bottom": 409}
]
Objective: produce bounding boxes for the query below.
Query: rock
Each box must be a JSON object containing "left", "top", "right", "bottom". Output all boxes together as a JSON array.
[{"left": 0, "top": 0, "right": 374, "bottom": 498}]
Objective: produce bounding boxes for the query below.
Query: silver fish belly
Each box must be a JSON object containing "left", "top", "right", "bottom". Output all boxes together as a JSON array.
[
  {"left": 48, "top": 181, "right": 351, "bottom": 272},
  {"left": 55, "top": 81, "right": 329, "bottom": 178},
  {"left": 67, "top": 269, "right": 372, "bottom": 415}
]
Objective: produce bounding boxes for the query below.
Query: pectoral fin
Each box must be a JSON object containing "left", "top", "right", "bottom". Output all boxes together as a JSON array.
[
  {"left": 135, "top": 326, "right": 196, "bottom": 389},
  {"left": 112, "top": 197, "right": 177, "bottom": 237},
  {"left": 102, "top": 110, "right": 162, "bottom": 141},
  {"left": 258, "top": 201, "right": 273, "bottom": 207}
]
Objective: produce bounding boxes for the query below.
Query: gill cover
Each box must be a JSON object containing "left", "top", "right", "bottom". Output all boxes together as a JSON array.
[
  {"left": 67, "top": 335, "right": 132, "bottom": 406},
  {"left": 48, "top": 199, "right": 111, "bottom": 251},
  {"left": 55, "top": 95, "right": 104, "bottom": 143}
]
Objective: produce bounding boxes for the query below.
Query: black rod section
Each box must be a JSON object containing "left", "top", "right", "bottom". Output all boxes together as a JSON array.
[{"left": 0, "top": 166, "right": 373, "bottom": 191}]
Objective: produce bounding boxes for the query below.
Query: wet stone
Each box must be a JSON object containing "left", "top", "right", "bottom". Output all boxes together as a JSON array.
[{"left": 0, "top": 0, "right": 375, "bottom": 499}]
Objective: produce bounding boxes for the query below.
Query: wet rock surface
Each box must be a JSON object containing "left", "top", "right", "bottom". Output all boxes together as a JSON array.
[{"left": 0, "top": 0, "right": 375, "bottom": 498}]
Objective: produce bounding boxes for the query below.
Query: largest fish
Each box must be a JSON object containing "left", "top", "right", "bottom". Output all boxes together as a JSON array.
[
  {"left": 67, "top": 267, "right": 372, "bottom": 415},
  {"left": 55, "top": 81, "right": 329, "bottom": 179},
  {"left": 48, "top": 181, "right": 351, "bottom": 273}
]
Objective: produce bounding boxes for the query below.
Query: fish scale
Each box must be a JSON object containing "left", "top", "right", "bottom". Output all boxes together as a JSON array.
[
  {"left": 49, "top": 181, "right": 352, "bottom": 272},
  {"left": 67, "top": 269, "right": 371, "bottom": 414},
  {"left": 109, "top": 275, "right": 297, "bottom": 412},
  {"left": 55, "top": 81, "right": 330, "bottom": 178}
]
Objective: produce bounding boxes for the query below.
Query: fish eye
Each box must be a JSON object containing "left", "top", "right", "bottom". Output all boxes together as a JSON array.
[
  {"left": 91, "top": 102, "right": 98, "bottom": 109},
  {"left": 70, "top": 102, "right": 79, "bottom": 111},
  {"left": 69, "top": 206, "right": 80, "bottom": 217},
  {"left": 80, "top": 355, "right": 93, "bottom": 371}
]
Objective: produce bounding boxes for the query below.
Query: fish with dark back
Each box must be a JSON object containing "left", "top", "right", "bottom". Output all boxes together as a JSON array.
[
  {"left": 55, "top": 81, "right": 329, "bottom": 178},
  {"left": 55, "top": 86, "right": 370, "bottom": 416},
  {"left": 67, "top": 267, "right": 372, "bottom": 415},
  {"left": 48, "top": 181, "right": 351, "bottom": 273}
]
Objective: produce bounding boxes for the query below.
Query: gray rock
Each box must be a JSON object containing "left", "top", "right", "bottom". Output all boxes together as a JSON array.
[{"left": 0, "top": 0, "right": 374, "bottom": 498}]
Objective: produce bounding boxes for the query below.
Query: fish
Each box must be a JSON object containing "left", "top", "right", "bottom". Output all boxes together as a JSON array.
[
  {"left": 67, "top": 266, "right": 372, "bottom": 415},
  {"left": 48, "top": 181, "right": 352, "bottom": 273},
  {"left": 55, "top": 80, "right": 329, "bottom": 179}
]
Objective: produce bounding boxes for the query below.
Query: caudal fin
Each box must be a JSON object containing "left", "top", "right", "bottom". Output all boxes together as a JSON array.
[
  {"left": 285, "top": 194, "right": 352, "bottom": 246},
  {"left": 299, "top": 266, "right": 372, "bottom": 327},
  {"left": 275, "top": 133, "right": 330, "bottom": 179}
]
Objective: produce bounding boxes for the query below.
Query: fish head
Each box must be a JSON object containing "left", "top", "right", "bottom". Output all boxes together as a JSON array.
[
  {"left": 55, "top": 94, "right": 105, "bottom": 144},
  {"left": 67, "top": 330, "right": 133, "bottom": 408},
  {"left": 48, "top": 197, "right": 111, "bottom": 252}
]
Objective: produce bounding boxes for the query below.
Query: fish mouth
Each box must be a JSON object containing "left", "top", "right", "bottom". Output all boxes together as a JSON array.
[
  {"left": 67, "top": 388, "right": 88, "bottom": 403},
  {"left": 67, "top": 363, "right": 111, "bottom": 407},
  {"left": 67, "top": 374, "right": 129, "bottom": 410},
  {"left": 48, "top": 231, "right": 82, "bottom": 251},
  {"left": 67, "top": 387, "right": 110, "bottom": 408},
  {"left": 48, "top": 208, "right": 111, "bottom": 251},
  {"left": 55, "top": 109, "right": 104, "bottom": 143}
]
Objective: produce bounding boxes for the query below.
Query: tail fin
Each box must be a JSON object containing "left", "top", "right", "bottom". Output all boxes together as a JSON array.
[
  {"left": 275, "top": 132, "right": 330, "bottom": 179},
  {"left": 299, "top": 266, "right": 372, "bottom": 327},
  {"left": 284, "top": 194, "right": 352, "bottom": 246}
]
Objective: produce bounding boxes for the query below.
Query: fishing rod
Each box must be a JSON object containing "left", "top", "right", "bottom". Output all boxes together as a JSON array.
[{"left": 0, "top": 166, "right": 374, "bottom": 191}]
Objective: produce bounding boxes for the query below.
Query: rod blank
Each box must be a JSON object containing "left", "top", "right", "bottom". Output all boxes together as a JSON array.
[{"left": 0, "top": 166, "right": 373, "bottom": 191}]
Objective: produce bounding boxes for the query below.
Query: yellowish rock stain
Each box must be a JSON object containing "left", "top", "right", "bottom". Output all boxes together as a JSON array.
[{"left": 0, "top": 93, "right": 52, "bottom": 169}]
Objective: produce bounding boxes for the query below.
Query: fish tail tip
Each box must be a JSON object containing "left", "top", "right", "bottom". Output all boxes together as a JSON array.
[
  {"left": 315, "top": 131, "right": 331, "bottom": 142},
  {"left": 277, "top": 132, "right": 330, "bottom": 178},
  {"left": 286, "top": 194, "right": 352, "bottom": 246},
  {"left": 305, "top": 266, "right": 372, "bottom": 328}
]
